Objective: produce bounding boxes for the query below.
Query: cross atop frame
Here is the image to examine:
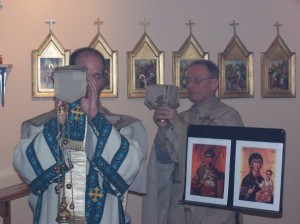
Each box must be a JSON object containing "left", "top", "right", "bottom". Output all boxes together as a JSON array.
[
  {"left": 273, "top": 21, "right": 282, "bottom": 36},
  {"left": 94, "top": 17, "right": 104, "bottom": 33},
  {"left": 46, "top": 18, "right": 55, "bottom": 32},
  {"left": 229, "top": 20, "right": 239, "bottom": 35},
  {"left": 140, "top": 18, "right": 150, "bottom": 33},
  {"left": 186, "top": 19, "right": 195, "bottom": 35}
]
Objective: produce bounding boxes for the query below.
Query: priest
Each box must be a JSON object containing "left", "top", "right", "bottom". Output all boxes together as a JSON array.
[
  {"left": 142, "top": 59, "right": 244, "bottom": 224},
  {"left": 13, "top": 47, "right": 147, "bottom": 224}
]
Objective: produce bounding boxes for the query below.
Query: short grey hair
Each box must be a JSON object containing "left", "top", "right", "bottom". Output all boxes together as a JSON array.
[{"left": 189, "top": 60, "right": 219, "bottom": 79}]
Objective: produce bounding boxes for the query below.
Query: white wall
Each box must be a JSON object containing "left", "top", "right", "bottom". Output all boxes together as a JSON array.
[{"left": 0, "top": 0, "right": 299, "bottom": 223}]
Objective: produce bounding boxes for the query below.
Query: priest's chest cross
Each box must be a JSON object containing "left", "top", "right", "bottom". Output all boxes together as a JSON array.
[
  {"left": 71, "top": 105, "right": 84, "bottom": 121},
  {"left": 88, "top": 187, "right": 103, "bottom": 202}
]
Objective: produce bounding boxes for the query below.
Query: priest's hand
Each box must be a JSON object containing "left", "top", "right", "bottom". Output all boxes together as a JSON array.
[
  {"left": 81, "top": 74, "right": 99, "bottom": 120},
  {"left": 153, "top": 104, "right": 179, "bottom": 128}
]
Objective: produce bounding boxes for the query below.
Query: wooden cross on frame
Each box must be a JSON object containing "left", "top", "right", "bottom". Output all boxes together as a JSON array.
[
  {"left": 45, "top": 18, "right": 55, "bottom": 32},
  {"left": 140, "top": 18, "right": 150, "bottom": 33},
  {"left": 94, "top": 17, "right": 104, "bottom": 33},
  {"left": 273, "top": 21, "right": 282, "bottom": 36},
  {"left": 230, "top": 20, "right": 239, "bottom": 35},
  {"left": 186, "top": 19, "right": 195, "bottom": 35}
]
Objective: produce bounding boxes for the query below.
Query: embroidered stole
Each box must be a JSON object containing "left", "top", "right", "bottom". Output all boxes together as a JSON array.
[{"left": 26, "top": 100, "right": 134, "bottom": 224}]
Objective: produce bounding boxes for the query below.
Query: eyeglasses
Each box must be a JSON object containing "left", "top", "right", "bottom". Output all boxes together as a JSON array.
[
  {"left": 87, "top": 72, "right": 105, "bottom": 80},
  {"left": 184, "top": 77, "right": 214, "bottom": 85}
]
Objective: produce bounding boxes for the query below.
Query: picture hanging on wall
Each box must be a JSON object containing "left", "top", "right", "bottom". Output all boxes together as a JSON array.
[
  {"left": 218, "top": 20, "right": 254, "bottom": 98},
  {"left": 127, "top": 32, "right": 164, "bottom": 98},
  {"left": 172, "top": 20, "right": 209, "bottom": 98},
  {"left": 218, "top": 35, "right": 254, "bottom": 98},
  {"left": 32, "top": 20, "right": 70, "bottom": 98},
  {"left": 89, "top": 18, "right": 118, "bottom": 98},
  {"left": 261, "top": 21, "right": 296, "bottom": 98}
]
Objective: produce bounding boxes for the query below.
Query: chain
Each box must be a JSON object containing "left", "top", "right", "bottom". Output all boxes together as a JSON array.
[
  {"left": 55, "top": 102, "right": 73, "bottom": 223},
  {"left": 66, "top": 117, "right": 76, "bottom": 223}
]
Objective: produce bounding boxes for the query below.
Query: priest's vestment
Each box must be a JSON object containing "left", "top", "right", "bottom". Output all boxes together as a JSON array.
[{"left": 13, "top": 101, "right": 147, "bottom": 224}]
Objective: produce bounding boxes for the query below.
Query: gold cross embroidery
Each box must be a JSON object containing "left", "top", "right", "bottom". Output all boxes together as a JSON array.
[
  {"left": 88, "top": 187, "right": 103, "bottom": 202},
  {"left": 71, "top": 105, "right": 84, "bottom": 121}
]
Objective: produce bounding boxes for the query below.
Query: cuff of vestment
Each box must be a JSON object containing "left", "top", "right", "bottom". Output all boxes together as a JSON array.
[{"left": 29, "top": 163, "right": 70, "bottom": 195}]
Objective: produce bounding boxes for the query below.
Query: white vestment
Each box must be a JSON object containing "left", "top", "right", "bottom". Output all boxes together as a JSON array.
[{"left": 13, "top": 105, "right": 147, "bottom": 224}]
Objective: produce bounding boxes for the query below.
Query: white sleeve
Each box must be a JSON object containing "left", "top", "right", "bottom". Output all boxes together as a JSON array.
[
  {"left": 86, "top": 114, "right": 147, "bottom": 194},
  {"left": 13, "top": 123, "right": 57, "bottom": 185}
]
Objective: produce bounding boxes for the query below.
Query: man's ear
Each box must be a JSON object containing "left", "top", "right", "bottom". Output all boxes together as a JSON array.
[{"left": 211, "top": 78, "right": 219, "bottom": 90}]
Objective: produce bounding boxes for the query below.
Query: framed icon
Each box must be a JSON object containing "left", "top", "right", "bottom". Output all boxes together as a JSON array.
[
  {"left": 32, "top": 32, "right": 70, "bottom": 98},
  {"left": 173, "top": 34, "right": 209, "bottom": 98},
  {"left": 89, "top": 32, "right": 118, "bottom": 98},
  {"left": 184, "top": 125, "right": 285, "bottom": 214},
  {"left": 218, "top": 35, "right": 254, "bottom": 98},
  {"left": 233, "top": 140, "right": 284, "bottom": 212},
  {"left": 185, "top": 137, "right": 231, "bottom": 206},
  {"left": 127, "top": 33, "right": 164, "bottom": 98},
  {"left": 261, "top": 35, "right": 295, "bottom": 98}
]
